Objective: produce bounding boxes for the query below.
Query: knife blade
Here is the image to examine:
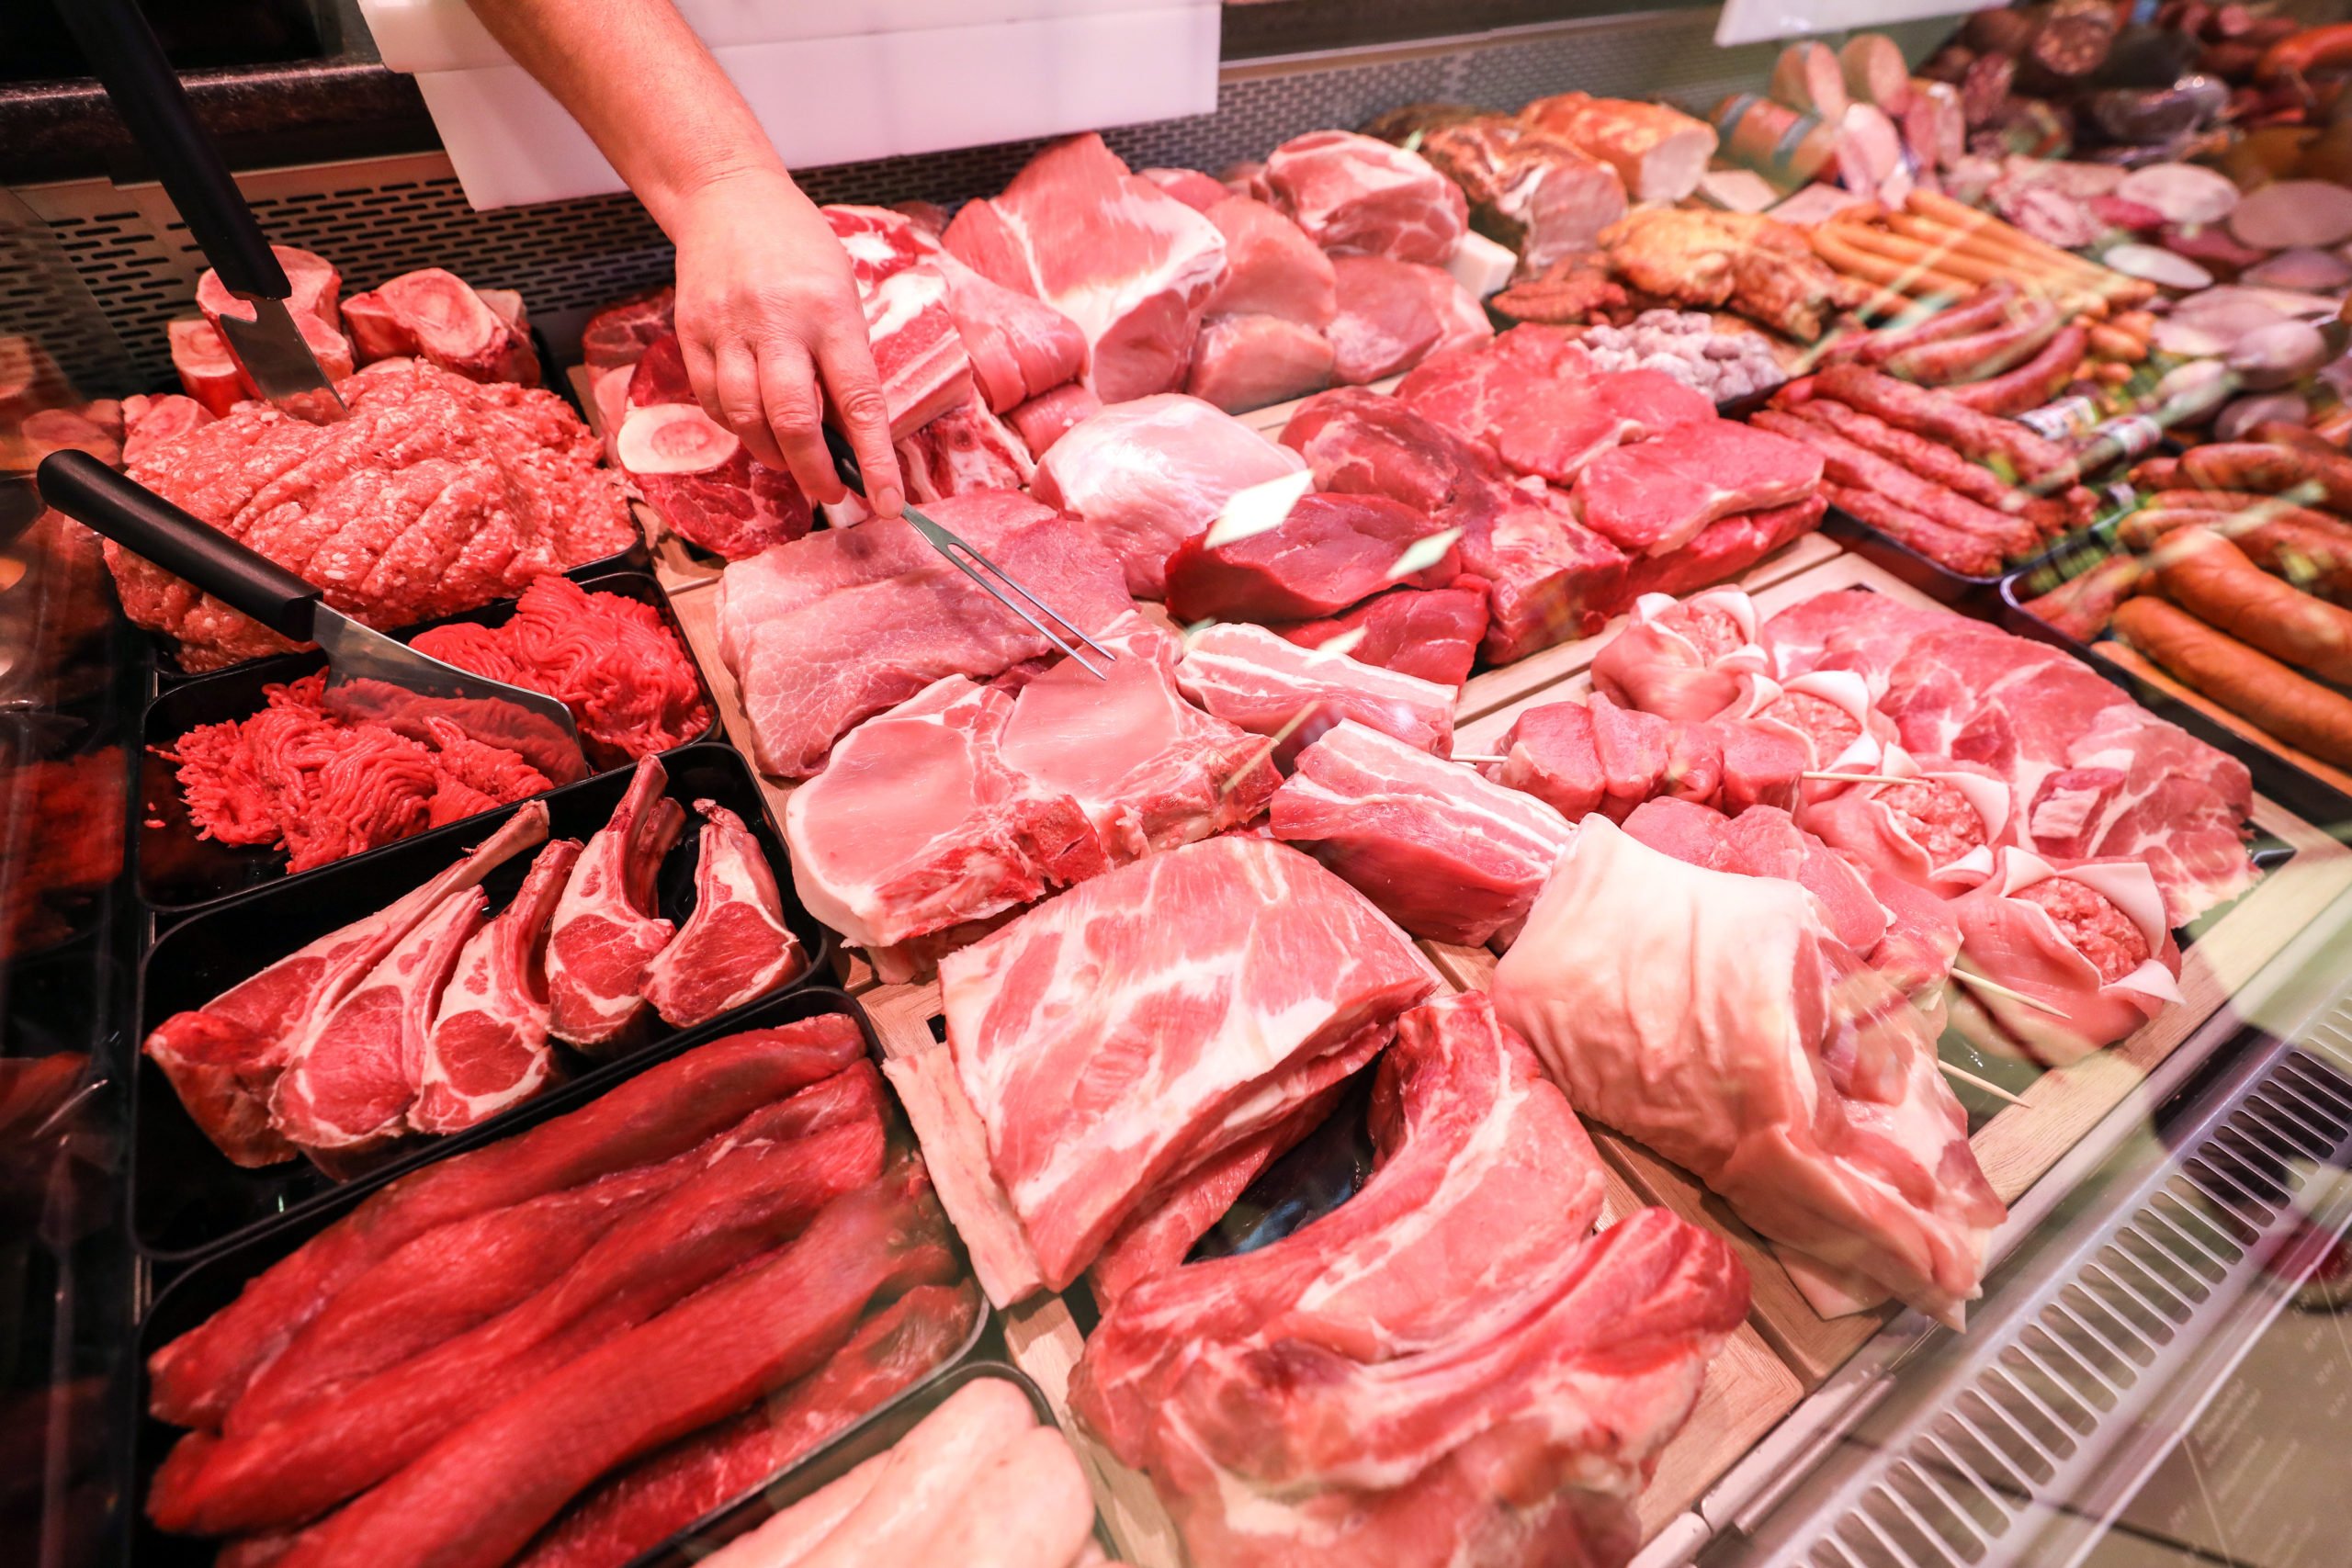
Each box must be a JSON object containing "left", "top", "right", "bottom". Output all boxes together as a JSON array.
[
  {"left": 52, "top": 0, "right": 346, "bottom": 421},
  {"left": 37, "top": 451, "right": 587, "bottom": 784}
]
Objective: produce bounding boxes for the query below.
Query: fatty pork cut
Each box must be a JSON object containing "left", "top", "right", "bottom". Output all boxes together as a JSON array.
[
  {"left": 935, "top": 835, "right": 1437, "bottom": 1295},
  {"left": 1071, "top": 993, "right": 1749, "bottom": 1568},
  {"left": 1495, "top": 814, "right": 2005, "bottom": 1325},
  {"left": 112, "top": 360, "right": 635, "bottom": 671}
]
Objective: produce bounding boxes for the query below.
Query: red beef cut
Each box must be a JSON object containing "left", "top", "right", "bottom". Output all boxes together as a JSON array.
[
  {"left": 145, "top": 1019, "right": 866, "bottom": 1430},
  {"left": 545, "top": 755, "right": 687, "bottom": 1051},
  {"left": 637, "top": 800, "right": 807, "bottom": 1029},
  {"left": 110, "top": 362, "right": 635, "bottom": 672},
  {"left": 1162, "top": 491, "right": 1461, "bottom": 623},
  {"left": 272, "top": 1167, "right": 959, "bottom": 1568},
  {"left": 512, "top": 1280, "right": 982, "bottom": 1568},
  {"left": 1277, "top": 577, "right": 1490, "bottom": 688},
  {"left": 342, "top": 268, "right": 539, "bottom": 386},
  {"left": 618, "top": 336, "right": 813, "bottom": 561}
]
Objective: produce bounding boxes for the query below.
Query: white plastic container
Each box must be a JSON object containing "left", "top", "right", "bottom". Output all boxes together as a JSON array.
[{"left": 356, "top": 0, "right": 1221, "bottom": 209}]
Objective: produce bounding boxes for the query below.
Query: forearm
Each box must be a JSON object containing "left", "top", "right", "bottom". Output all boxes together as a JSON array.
[{"left": 462, "top": 0, "right": 791, "bottom": 231}]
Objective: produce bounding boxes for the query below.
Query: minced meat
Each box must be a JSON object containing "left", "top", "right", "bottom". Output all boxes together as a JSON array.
[
  {"left": 1659, "top": 601, "right": 1746, "bottom": 662},
  {"left": 1764, "top": 690, "right": 1861, "bottom": 757},
  {"left": 1875, "top": 779, "right": 1987, "bottom": 865},
  {"left": 2016, "top": 876, "right": 2150, "bottom": 984}
]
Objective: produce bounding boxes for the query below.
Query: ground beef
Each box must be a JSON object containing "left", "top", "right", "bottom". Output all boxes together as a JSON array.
[
  {"left": 2016, "top": 876, "right": 2150, "bottom": 984},
  {"left": 165, "top": 672, "right": 552, "bottom": 874},
  {"left": 1764, "top": 690, "right": 1861, "bottom": 758},
  {"left": 1875, "top": 779, "right": 1987, "bottom": 865},
  {"left": 1659, "top": 601, "right": 1746, "bottom": 662},
  {"left": 410, "top": 576, "right": 710, "bottom": 768}
]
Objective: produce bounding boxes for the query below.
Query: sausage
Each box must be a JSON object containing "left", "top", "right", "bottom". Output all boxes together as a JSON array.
[
  {"left": 2131, "top": 456, "right": 2182, "bottom": 489},
  {"left": 1944, "top": 323, "right": 2091, "bottom": 414},
  {"left": 1814, "top": 362, "right": 2082, "bottom": 486},
  {"left": 2257, "top": 22, "right": 2352, "bottom": 82},
  {"left": 2143, "top": 489, "right": 2350, "bottom": 525},
  {"left": 2178, "top": 442, "right": 2352, "bottom": 512},
  {"left": 2112, "top": 597, "right": 2352, "bottom": 768},
  {"left": 1833, "top": 279, "right": 2019, "bottom": 366},
  {"left": 1819, "top": 480, "right": 2005, "bottom": 575},
  {"left": 2153, "top": 526, "right": 2352, "bottom": 684},
  {"left": 2020, "top": 553, "right": 2144, "bottom": 641},
  {"left": 2251, "top": 420, "right": 2345, "bottom": 457},
  {"left": 1755, "top": 408, "right": 2038, "bottom": 555},
  {"left": 1790, "top": 395, "right": 2078, "bottom": 534},
  {"left": 2116, "top": 507, "right": 2241, "bottom": 549},
  {"left": 1883, "top": 299, "right": 2061, "bottom": 383}
]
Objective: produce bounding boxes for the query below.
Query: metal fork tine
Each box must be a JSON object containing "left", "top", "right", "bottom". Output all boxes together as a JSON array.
[{"left": 905, "top": 508, "right": 1115, "bottom": 679}]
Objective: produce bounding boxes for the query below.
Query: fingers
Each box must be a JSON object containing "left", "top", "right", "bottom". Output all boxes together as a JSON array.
[
  {"left": 709, "top": 345, "right": 789, "bottom": 472},
  {"left": 756, "top": 342, "right": 845, "bottom": 508},
  {"left": 816, "top": 330, "right": 903, "bottom": 519}
]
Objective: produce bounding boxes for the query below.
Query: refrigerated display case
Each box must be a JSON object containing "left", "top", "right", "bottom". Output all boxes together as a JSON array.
[{"left": 5, "top": 4, "right": 2352, "bottom": 1568}]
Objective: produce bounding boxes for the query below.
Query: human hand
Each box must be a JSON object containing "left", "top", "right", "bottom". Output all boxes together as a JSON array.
[{"left": 667, "top": 168, "right": 903, "bottom": 518}]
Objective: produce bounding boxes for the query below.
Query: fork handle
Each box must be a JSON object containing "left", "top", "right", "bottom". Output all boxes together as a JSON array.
[{"left": 820, "top": 423, "right": 866, "bottom": 499}]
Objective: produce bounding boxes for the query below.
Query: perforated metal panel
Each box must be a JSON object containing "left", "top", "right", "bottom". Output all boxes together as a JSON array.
[{"left": 8, "top": 7, "right": 1949, "bottom": 389}]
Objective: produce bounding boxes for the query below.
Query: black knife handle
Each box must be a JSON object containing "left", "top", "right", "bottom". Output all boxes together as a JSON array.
[
  {"left": 38, "top": 451, "right": 321, "bottom": 639},
  {"left": 821, "top": 423, "right": 866, "bottom": 498},
  {"left": 51, "top": 0, "right": 291, "bottom": 301}
]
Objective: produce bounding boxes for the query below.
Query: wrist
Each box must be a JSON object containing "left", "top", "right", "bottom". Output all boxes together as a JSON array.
[{"left": 656, "top": 162, "right": 799, "bottom": 234}]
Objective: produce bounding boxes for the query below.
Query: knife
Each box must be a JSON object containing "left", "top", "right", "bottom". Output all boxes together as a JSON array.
[
  {"left": 52, "top": 0, "right": 347, "bottom": 422},
  {"left": 39, "top": 452, "right": 589, "bottom": 785}
]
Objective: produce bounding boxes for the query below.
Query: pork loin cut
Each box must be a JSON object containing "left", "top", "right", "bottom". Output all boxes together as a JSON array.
[
  {"left": 546, "top": 757, "right": 688, "bottom": 1052},
  {"left": 716, "top": 492, "right": 1136, "bottom": 776},
  {"left": 1162, "top": 491, "right": 1461, "bottom": 623},
  {"left": 269, "top": 886, "right": 491, "bottom": 1156},
  {"left": 1276, "top": 577, "right": 1490, "bottom": 687},
  {"left": 1176, "top": 621, "right": 1455, "bottom": 765},
  {"left": 1182, "top": 313, "right": 1334, "bottom": 414},
  {"left": 1326, "top": 254, "right": 1446, "bottom": 385},
  {"left": 935, "top": 256, "right": 1088, "bottom": 412},
  {"left": 1139, "top": 166, "right": 1231, "bottom": 212},
  {"left": 342, "top": 267, "right": 537, "bottom": 386},
  {"left": 939, "top": 835, "right": 1437, "bottom": 1291},
  {"left": 995, "top": 618, "right": 1278, "bottom": 863},
  {"left": 1005, "top": 383, "right": 1100, "bottom": 457},
  {"left": 1272, "top": 720, "right": 1575, "bottom": 945},
  {"left": 1201, "top": 196, "right": 1337, "bottom": 326},
  {"left": 1028, "top": 393, "right": 1306, "bottom": 598},
  {"left": 640, "top": 802, "right": 807, "bottom": 1029},
  {"left": 1614, "top": 496, "right": 1826, "bottom": 606},
  {"left": 622, "top": 334, "right": 812, "bottom": 561},
  {"left": 1571, "top": 418, "right": 1824, "bottom": 556},
  {"left": 413, "top": 838, "right": 582, "bottom": 1135},
  {"left": 786, "top": 677, "right": 1109, "bottom": 954},
  {"left": 943, "top": 133, "right": 1227, "bottom": 403},
  {"left": 1263, "top": 130, "right": 1469, "bottom": 264},
  {"left": 1399, "top": 327, "right": 1715, "bottom": 484}
]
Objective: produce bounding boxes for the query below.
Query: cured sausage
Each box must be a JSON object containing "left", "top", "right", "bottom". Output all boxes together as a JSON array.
[
  {"left": 1818, "top": 480, "right": 2004, "bottom": 575},
  {"left": 1830, "top": 279, "right": 2018, "bottom": 366},
  {"left": 2153, "top": 527, "right": 2352, "bottom": 685},
  {"left": 1944, "top": 323, "right": 2090, "bottom": 414},
  {"left": 1754, "top": 409, "right": 2037, "bottom": 557},
  {"left": 2019, "top": 553, "right": 2144, "bottom": 641},
  {"left": 2178, "top": 442, "right": 2352, "bottom": 513},
  {"left": 2112, "top": 597, "right": 2352, "bottom": 768},
  {"left": 1812, "top": 363, "right": 2081, "bottom": 486},
  {"left": 1789, "top": 396, "right": 2083, "bottom": 534},
  {"left": 1883, "top": 299, "right": 2062, "bottom": 384}
]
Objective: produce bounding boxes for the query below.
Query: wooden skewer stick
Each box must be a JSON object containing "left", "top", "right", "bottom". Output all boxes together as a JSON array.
[
  {"left": 1452, "top": 753, "right": 1510, "bottom": 765},
  {"left": 1937, "top": 1061, "right": 2030, "bottom": 1107},
  {"left": 1801, "top": 772, "right": 1916, "bottom": 785},
  {"left": 1951, "top": 967, "right": 2071, "bottom": 1018}
]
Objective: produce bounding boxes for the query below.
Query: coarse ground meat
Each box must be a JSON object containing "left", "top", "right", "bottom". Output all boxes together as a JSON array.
[
  {"left": 1658, "top": 601, "right": 1746, "bottom": 661},
  {"left": 165, "top": 672, "right": 552, "bottom": 874},
  {"left": 2016, "top": 875, "right": 2150, "bottom": 984},
  {"left": 1764, "top": 690, "right": 1861, "bottom": 757},
  {"left": 111, "top": 361, "right": 637, "bottom": 672},
  {"left": 410, "top": 576, "right": 710, "bottom": 768},
  {"left": 1875, "top": 779, "right": 1987, "bottom": 865}
]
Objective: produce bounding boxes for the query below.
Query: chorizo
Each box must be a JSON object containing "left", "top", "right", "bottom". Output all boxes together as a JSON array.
[
  {"left": 2112, "top": 596, "right": 2352, "bottom": 767},
  {"left": 2178, "top": 442, "right": 2352, "bottom": 512},
  {"left": 1755, "top": 408, "right": 2036, "bottom": 556},
  {"left": 1883, "top": 299, "right": 2062, "bottom": 383},
  {"left": 2153, "top": 525, "right": 2352, "bottom": 683},
  {"left": 2021, "top": 553, "right": 2145, "bottom": 641},
  {"left": 1790, "top": 394, "right": 2081, "bottom": 533},
  {"left": 1842, "top": 278, "right": 2020, "bottom": 366},
  {"left": 1944, "top": 323, "right": 2091, "bottom": 414}
]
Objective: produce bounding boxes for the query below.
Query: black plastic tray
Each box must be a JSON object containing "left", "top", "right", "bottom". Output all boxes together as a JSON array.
[
  {"left": 130, "top": 742, "right": 834, "bottom": 1265},
  {"left": 125, "top": 986, "right": 989, "bottom": 1568},
  {"left": 1996, "top": 547, "right": 2352, "bottom": 839},
  {"left": 1820, "top": 502, "right": 2007, "bottom": 606},
  {"left": 628, "top": 1360, "right": 1110, "bottom": 1568},
  {"left": 144, "top": 536, "right": 653, "bottom": 684},
  {"left": 137, "top": 568, "right": 714, "bottom": 916}
]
